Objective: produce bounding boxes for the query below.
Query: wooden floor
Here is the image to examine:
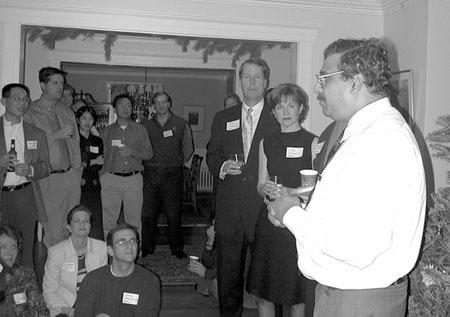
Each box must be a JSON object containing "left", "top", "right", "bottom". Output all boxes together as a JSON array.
[{"left": 161, "top": 285, "right": 259, "bottom": 317}]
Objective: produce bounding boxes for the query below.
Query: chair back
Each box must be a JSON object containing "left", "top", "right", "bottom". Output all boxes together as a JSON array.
[{"left": 190, "top": 154, "right": 203, "bottom": 190}]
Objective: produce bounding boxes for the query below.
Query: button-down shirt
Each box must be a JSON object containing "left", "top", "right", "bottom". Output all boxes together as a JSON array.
[
  {"left": 100, "top": 121, "right": 153, "bottom": 175},
  {"left": 3, "top": 117, "right": 27, "bottom": 186},
  {"left": 283, "top": 97, "right": 426, "bottom": 289}
]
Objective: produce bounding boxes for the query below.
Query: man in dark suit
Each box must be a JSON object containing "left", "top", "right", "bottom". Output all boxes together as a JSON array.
[
  {"left": 207, "top": 58, "right": 279, "bottom": 316},
  {"left": 0, "top": 83, "right": 51, "bottom": 268}
]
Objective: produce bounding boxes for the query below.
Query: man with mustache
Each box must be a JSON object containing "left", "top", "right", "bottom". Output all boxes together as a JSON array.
[
  {"left": 25, "top": 67, "right": 82, "bottom": 248},
  {"left": 268, "top": 38, "right": 426, "bottom": 316}
]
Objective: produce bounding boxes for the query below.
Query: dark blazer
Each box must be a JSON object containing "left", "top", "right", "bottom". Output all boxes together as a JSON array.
[
  {"left": 313, "top": 121, "right": 346, "bottom": 174},
  {"left": 0, "top": 118, "right": 51, "bottom": 223},
  {"left": 207, "top": 104, "right": 279, "bottom": 239}
]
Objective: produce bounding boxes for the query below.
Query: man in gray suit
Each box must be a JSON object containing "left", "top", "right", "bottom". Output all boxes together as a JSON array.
[{"left": 0, "top": 83, "right": 51, "bottom": 268}]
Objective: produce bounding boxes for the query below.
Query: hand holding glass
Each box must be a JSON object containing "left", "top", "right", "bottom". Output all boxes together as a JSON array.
[{"left": 226, "top": 153, "right": 245, "bottom": 175}]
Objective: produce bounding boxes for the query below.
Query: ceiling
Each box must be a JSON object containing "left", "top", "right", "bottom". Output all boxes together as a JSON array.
[{"left": 251, "top": 0, "right": 413, "bottom": 14}]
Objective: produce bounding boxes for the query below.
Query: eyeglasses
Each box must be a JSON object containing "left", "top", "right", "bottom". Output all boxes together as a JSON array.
[
  {"left": 113, "top": 238, "right": 138, "bottom": 247},
  {"left": 8, "top": 96, "right": 31, "bottom": 104},
  {"left": 316, "top": 71, "right": 344, "bottom": 87}
]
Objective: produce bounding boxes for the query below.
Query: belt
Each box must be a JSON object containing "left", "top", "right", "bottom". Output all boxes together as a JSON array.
[
  {"left": 51, "top": 166, "right": 71, "bottom": 174},
  {"left": 112, "top": 171, "right": 140, "bottom": 177},
  {"left": 390, "top": 276, "right": 406, "bottom": 286},
  {"left": 2, "top": 182, "right": 32, "bottom": 192}
]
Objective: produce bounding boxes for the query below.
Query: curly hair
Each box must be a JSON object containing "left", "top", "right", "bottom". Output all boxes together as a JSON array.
[{"left": 324, "top": 38, "right": 391, "bottom": 96}]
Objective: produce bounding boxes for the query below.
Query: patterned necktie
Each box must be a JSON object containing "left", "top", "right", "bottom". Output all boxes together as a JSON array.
[{"left": 243, "top": 108, "right": 253, "bottom": 162}]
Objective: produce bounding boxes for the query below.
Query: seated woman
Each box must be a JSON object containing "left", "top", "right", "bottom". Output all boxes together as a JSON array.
[
  {"left": 43, "top": 205, "right": 107, "bottom": 317},
  {"left": 0, "top": 225, "right": 49, "bottom": 316}
]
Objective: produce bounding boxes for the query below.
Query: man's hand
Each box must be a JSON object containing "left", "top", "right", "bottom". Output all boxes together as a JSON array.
[
  {"left": 223, "top": 159, "right": 243, "bottom": 176},
  {"left": 14, "top": 163, "right": 30, "bottom": 177},
  {"left": 116, "top": 145, "right": 131, "bottom": 157},
  {"left": 0, "top": 154, "right": 17, "bottom": 170},
  {"left": 54, "top": 123, "right": 76, "bottom": 140},
  {"left": 267, "top": 196, "right": 301, "bottom": 227}
]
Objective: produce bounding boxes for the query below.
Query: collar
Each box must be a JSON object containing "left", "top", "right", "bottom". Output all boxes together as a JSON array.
[
  {"left": 343, "top": 97, "right": 391, "bottom": 142},
  {"left": 242, "top": 99, "right": 264, "bottom": 113},
  {"left": 3, "top": 116, "right": 23, "bottom": 128}
]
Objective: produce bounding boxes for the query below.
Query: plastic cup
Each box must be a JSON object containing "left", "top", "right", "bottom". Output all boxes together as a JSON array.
[{"left": 300, "top": 169, "right": 319, "bottom": 188}]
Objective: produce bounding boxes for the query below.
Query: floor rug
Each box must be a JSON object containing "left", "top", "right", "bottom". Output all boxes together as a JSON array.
[{"left": 140, "top": 244, "right": 203, "bottom": 286}]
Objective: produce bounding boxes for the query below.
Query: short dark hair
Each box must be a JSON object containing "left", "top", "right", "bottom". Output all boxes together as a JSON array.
[
  {"left": 0, "top": 225, "right": 24, "bottom": 266},
  {"left": 63, "top": 83, "right": 76, "bottom": 98},
  {"left": 223, "top": 93, "right": 241, "bottom": 108},
  {"left": 2, "top": 83, "right": 30, "bottom": 98},
  {"left": 324, "top": 38, "right": 391, "bottom": 96},
  {"left": 268, "top": 83, "right": 310, "bottom": 124},
  {"left": 76, "top": 105, "right": 98, "bottom": 125},
  {"left": 106, "top": 222, "right": 140, "bottom": 247},
  {"left": 112, "top": 94, "right": 133, "bottom": 108},
  {"left": 239, "top": 57, "right": 270, "bottom": 88},
  {"left": 66, "top": 204, "right": 94, "bottom": 225},
  {"left": 39, "top": 67, "right": 67, "bottom": 84},
  {"left": 152, "top": 91, "right": 172, "bottom": 105}
]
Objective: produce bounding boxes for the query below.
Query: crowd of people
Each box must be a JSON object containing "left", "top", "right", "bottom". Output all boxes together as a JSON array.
[{"left": 0, "top": 36, "right": 426, "bottom": 317}]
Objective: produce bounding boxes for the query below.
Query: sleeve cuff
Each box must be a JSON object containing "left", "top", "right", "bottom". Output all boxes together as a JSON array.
[{"left": 219, "top": 161, "right": 227, "bottom": 180}]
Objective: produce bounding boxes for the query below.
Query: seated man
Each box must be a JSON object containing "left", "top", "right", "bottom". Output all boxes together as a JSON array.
[{"left": 74, "top": 223, "right": 161, "bottom": 317}]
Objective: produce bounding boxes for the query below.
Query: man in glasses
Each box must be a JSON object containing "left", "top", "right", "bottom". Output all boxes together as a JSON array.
[
  {"left": 75, "top": 222, "right": 161, "bottom": 316},
  {"left": 0, "top": 83, "right": 51, "bottom": 270},
  {"left": 268, "top": 38, "right": 426, "bottom": 316}
]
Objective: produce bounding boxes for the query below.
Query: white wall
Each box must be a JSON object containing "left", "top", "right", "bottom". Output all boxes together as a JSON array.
[{"left": 384, "top": 0, "right": 450, "bottom": 197}]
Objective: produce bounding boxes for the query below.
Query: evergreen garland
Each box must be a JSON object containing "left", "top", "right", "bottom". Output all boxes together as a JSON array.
[
  {"left": 24, "top": 27, "right": 290, "bottom": 66},
  {"left": 408, "top": 115, "right": 450, "bottom": 316}
]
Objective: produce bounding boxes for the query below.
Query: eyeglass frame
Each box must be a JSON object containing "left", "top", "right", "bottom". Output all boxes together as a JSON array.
[
  {"left": 112, "top": 237, "right": 138, "bottom": 248},
  {"left": 316, "top": 70, "right": 345, "bottom": 87},
  {"left": 8, "top": 96, "right": 32, "bottom": 104}
]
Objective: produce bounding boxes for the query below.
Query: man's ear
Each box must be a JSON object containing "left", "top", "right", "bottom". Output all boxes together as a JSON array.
[
  {"left": 350, "top": 74, "right": 364, "bottom": 93},
  {"left": 0, "top": 98, "right": 6, "bottom": 107},
  {"left": 39, "top": 82, "right": 46, "bottom": 92},
  {"left": 107, "top": 245, "right": 114, "bottom": 257}
]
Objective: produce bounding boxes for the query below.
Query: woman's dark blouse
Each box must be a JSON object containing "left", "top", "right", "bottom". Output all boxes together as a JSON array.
[{"left": 79, "top": 132, "right": 103, "bottom": 191}]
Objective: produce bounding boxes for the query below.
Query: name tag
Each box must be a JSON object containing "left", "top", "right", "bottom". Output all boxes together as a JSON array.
[
  {"left": 286, "top": 147, "right": 304, "bottom": 158},
  {"left": 112, "top": 139, "right": 122, "bottom": 146},
  {"left": 163, "top": 130, "right": 173, "bottom": 138},
  {"left": 90, "top": 146, "right": 99, "bottom": 154},
  {"left": 13, "top": 292, "right": 27, "bottom": 305},
  {"left": 315, "top": 142, "right": 324, "bottom": 154},
  {"left": 27, "top": 140, "right": 37, "bottom": 150},
  {"left": 226, "top": 120, "right": 240, "bottom": 131},
  {"left": 62, "top": 262, "right": 76, "bottom": 272},
  {"left": 122, "top": 292, "right": 139, "bottom": 305}
]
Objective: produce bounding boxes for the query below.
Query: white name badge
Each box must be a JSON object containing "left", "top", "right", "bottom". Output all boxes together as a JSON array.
[
  {"left": 27, "top": 140, "right": 38, "bottom": 150},
  {"left": 286, "top": 147, "right": 304, "bottom": 158},
  {"left": 62, "top": 262, "right": 76, "bottom": 272},
  {"left": 226, "top": 120, "right": 240, "bottom": 131},
  {"left": 163, "top": 130, "right": 174, "bottom": 138},
  {"left": 112, "top": 139, "right": 122, "bottom": 146},
  {"left": 13, "top": 292, "right": 27, "bottom": 305},
  {"left": 122, "top": 292, "right": 139, "bottom": 305},
  {"left": 90, "top": 146, "right": 99, "bottom": 154},
  {"left": 315, "top": 142, "right": 324, "bottom": 154}
]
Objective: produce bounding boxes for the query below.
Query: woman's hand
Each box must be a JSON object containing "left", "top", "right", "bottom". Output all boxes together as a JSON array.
[
  {"left": 187, "top": 261, "right": 207, "bottom": 277},
  {"left": 91, "top": 155, "right": 104, "bottom": 166},
  {"left": 264, "top": 180, "right": 287, "bottom": 199}
]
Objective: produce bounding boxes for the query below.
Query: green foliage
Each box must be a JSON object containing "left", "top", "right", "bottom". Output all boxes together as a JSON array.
[
  {"left": 24, "top": 27, "right": 290, "bottom": 67},
  {"left": 408, "top": 115, "right": 450, "bottom": 316}
]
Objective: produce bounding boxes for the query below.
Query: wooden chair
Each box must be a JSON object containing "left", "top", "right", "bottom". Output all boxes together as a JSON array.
[{"left": 183, "top": 154, "right": 203, "bottom": 215}]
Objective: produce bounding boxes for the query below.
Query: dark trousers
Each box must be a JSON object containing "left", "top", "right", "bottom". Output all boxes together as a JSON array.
[
  {"left": 142, "top": 166, "right": 184, "bottom": 254},
  {"left": 216, "top": 231, "right": 253, "bottom": 317},
  {"left": 1, "top": 184, "right": 38, "bottom": 268}
]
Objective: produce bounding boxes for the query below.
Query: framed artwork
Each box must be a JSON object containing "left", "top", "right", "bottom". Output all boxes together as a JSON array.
[
  {"left": 183, "top": 105, "right": 205, "bottom": 132},
  {"left": 390, "top": 69, "right": 414, "bottom": 129}
]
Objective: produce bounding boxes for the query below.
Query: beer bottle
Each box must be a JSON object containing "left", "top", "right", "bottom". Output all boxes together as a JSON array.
[{"left": 8, "top": 139, "right": 17, "bottom": 172}]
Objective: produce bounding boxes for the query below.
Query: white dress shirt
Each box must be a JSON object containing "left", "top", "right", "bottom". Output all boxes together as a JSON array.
[{"left": 283, "top": 97, "right": 426, "bottom": 289}]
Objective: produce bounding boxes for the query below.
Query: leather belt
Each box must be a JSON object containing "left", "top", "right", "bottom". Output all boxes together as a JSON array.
[
  {"left": 51, "top": 166, "right": 71, "bottom": 174},
  {"left": 112, "top": 171, "right": 140, "bottom": 177},
  {"left": 390, "top": 276, "right": 406, "bottom": 286},
  {"left": 2, "top": 182, "right": 32, "bottom": 192}
]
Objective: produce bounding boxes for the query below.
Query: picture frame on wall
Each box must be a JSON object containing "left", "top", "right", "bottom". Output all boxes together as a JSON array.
[
  {"left": 183, "top": 105, "right": 205, "bottom": 132},
  {"left": 390, "top": 69, "right": 414, "bottom": 129}
]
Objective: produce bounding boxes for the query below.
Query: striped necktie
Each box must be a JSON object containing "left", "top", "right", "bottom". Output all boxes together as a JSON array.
[{"left": 243, "top": 108, "right": 253, "bottom": 162}]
